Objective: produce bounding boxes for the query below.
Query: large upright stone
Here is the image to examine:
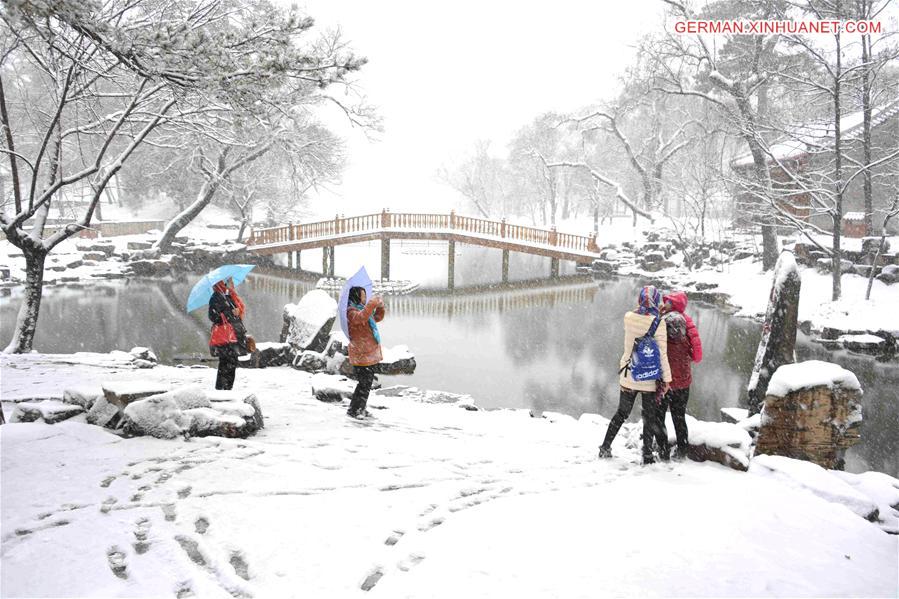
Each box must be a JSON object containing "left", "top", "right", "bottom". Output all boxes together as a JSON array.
[
  {"left": 756, "top": 361, "right": 862, "bottom": 470},
  {"left": 747, "top": 251, "right": 801, "bottom": 415},
  {"left": 281, "top": 290, "right": 337, "bottom": 353}
]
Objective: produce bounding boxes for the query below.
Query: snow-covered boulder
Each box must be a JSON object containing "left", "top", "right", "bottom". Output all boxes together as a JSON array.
[
  {"left": 376, "top": 385, "right": 476, "bottom": 408},
  {"left": 720, "top": 407, "right": 749, "bottom": 424},
  {"left": 876, "top": 264, "right": 899, "bottom": 285},
  {"left": 375, "top": 345, "right": 416, "bottom": 375},
  {"left": 102, "top": 381, "right": 169, "bottom": 410},
  {"left": 246, "top": 342, "right": 292, "bottom": 368},
  {"left": 127, "top": 259, "right": 172, "bottom": 277},
  {"left": 76, "top": 242, "right": 115, "bottom": 256},
  {"left": 62, "top": 386, "right": 104, "bottom": 410},
  {"left": 207, "top": 390, "right": 264, "bottom": 430},
  {"left": 338, "top": 344, "right": 417, "bottom": 376},
  {"left": 750, "top": 455, "right": 880, "bottom": 522},
  {"left": 831, "top": 470, "right": 899, "bottom": 534},
  {"left": 122, "top": 394, "right": 190, "bottom": 439},
  {"left": 838, "top": 334, "right": 889, "bottom": 354},
  {"left": 281, "top": 290, "right": 337, "bottom": 352},
  {"left": 623, "top": 415, "right": 752, "bottom": 470},
  {"left": 765, "top": 361, "right": 861, "bottom": 398},
  {"left": 294, "top": 350, "right": 328, "bottom": 372},
  {"left": 122, "top": 387, "right": 263, "bottom": 439},
  {"left": 758, "top": 361, "right": 862, "bottom": 470},
  {"left": 311, "top": 373, "right": 358, "bottom": 402},
  {"left": 129, "top": 347, "right": 158, "bottom": 365},
  {"left": 86, "top": 394, "right": 121, "bottom": 428},
  {"left": 10, "top": 400, "right": 84, "bottom": 424}
]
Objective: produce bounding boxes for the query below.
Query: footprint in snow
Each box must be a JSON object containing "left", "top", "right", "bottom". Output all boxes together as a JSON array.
[
  {"left": 230, "top": 551, "right": 250, "bottom": 581},
  {"left": 100, "top": 475, "right": 116, "bottom": 488},
  {"left": 384, "top": 530, "right": 405, "bottom": 546},
  {"left": 106, "top": 546, "right": 128, "bottom": 579},
  {"left": 397, "top": 553, "right": 425, "bottom": 572},
  {"left": 360, "top": 568, "right": 383, "bottom": 591},
  {"left": 194, "top": 516, "right": 210, "bottom": 534},
  {"left": 178, "top": 486, "right": 192, "bottom": 499},
  {"left": 174, "top": 535, "right": 206, "bottom": 567},
  {"left": 418, "top": 516, "right": 444, "bottom": 532},
  {"left": 162, "top": 503, "right": 177, "bottom": 522},
  {"left": 133, "top": 517, "right": 152, "bottom": 555},
  {"left": 100, "top": 497, "right": 118, "bottom": 514}
]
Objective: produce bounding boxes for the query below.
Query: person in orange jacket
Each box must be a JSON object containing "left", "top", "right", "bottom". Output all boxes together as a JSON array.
[{"left": 346, "top": 286, "right": 386, "bottom": 419}]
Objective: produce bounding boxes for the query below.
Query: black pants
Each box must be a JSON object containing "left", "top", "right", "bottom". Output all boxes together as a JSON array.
[
  {"left": 215, "top": 346, "right": 239, "bottom": 390},
  {"left": 349, "top": 365, "right": 375, "bottom": 414},
  {"left": 601, "top": 388, "right": 669, "bottom": 458},
  {"left": 662, "top": 388, "right": 690, "bottom": 451}
]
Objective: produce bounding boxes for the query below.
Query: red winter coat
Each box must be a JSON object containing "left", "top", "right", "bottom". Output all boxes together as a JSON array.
[{"left": 663, "top": 291, "right": 702, "bottom": 390}]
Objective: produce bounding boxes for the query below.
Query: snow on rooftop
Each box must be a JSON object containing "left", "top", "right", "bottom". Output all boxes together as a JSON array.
[{"left": 766, "top": 360, "right": 862, "bottom": 398}]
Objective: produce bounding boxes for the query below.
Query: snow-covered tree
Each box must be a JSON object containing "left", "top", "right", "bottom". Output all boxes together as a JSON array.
[{"left": 0, "top": 0, "right": 365, "bottom": 353}]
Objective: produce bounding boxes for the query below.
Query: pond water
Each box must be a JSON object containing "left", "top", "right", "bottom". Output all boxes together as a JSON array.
[{"left": 2, "top": 241, "right": 897, "bottom": 476}]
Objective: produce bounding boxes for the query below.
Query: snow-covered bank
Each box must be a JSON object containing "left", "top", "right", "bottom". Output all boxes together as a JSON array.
[{"left": 2, "top": 353, "right": 897, "bottom": 598}]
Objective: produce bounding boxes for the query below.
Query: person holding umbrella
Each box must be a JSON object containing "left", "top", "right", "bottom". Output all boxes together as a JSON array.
[
  {"left": 187, "top": 264, "right": 256, "bottom": 391},
  {"left": 208, "top": 278, "right": 248, "bottom": 390},
  {"left": 340, "top": 267, "right": 386, "bottom": 419}
]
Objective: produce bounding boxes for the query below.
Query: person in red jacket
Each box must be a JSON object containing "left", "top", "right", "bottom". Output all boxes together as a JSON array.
[{"left": 661, "top": 291, "right": 703, "bottom": 459}]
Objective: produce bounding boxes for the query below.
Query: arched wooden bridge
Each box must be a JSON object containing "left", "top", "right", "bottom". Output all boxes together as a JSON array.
[{"left": 246, "top": 211, "right": 602, "bottom": 286}]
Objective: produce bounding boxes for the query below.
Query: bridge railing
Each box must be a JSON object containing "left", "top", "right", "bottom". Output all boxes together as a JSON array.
[{"left": 247, "top": 210, "right": 599, "bottom": 253}]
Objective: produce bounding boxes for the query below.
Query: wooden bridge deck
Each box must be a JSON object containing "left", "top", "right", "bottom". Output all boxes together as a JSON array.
[{"left": 246, "top": 211, "right": 602, "bottom": 264}]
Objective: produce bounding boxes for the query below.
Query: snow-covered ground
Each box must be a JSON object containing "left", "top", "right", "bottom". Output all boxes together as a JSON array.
[{"left": 2, "top": 354, "right": 897, "bottom": 598}]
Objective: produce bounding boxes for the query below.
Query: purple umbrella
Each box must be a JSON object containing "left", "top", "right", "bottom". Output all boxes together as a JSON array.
[{"left": 338, "top": 266, "right": 374, "bottom": 338}]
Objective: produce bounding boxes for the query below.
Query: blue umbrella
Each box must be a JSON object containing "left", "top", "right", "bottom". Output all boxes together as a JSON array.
[
  {"left": 186, "top": 264, "right": 256, "bottom": 313},
  {"left": 338, "top": 266, "right": 373, "bottom": 337}
]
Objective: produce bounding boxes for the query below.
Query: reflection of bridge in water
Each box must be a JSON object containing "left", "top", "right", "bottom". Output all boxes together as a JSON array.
[{"left": 248, "top": 272, "right": 599, "bottom": 318}]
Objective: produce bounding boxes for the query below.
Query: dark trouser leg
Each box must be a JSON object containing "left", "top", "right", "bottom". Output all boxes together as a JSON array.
[
  {"left": 349, "top": 365, "right": 375, "bottom": 414},
  {"left": 642, "top": 393, "right": 669, "bottom": 459},
  {"left": 669, "top": 388, "right": 690, "bottom": 450},
  {"left": 216, "top": 349, "right": 238, "bottom": 390},
  {"left": 601, "top": 388, "right": 637, "bottom": 449}
]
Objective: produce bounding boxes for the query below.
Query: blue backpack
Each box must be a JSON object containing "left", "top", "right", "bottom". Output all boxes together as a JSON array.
[{"left": 620, "top": 314, "right": 663, "bottom": 382}]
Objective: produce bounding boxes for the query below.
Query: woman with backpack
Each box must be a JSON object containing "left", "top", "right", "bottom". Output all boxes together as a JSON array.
[
  {"left": 660, "top": 291, "right": 703, "bottom": 460},
  {"left": 598, "top": 285, "right": 672, "bottom": 464},
  {"left": 346, "top": 286, "right": 386, "bottom": 419}
]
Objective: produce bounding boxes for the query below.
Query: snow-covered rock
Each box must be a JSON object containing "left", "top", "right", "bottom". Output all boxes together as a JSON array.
[
  {"left": 102, "top": 381, "right": 170, "bottom": 409},
  {"left": 282, "top": 290, "right": 337, "bottom": 352},
  {"left": 720, "top": 407, "right": 749, "bottom": 424},
  {"left": 246, "top": 342, "right": 292, "bottom": 368},
  {"left": 338, "top": 344, "right": 417, "bottom": 376},
  {"left": 624, "top": 415, "right": 753, "bottom": 470},
  {"left": 766, "top": 360, "right": 861, "bottom": 398},
  {"left": 62, "top": 385, "right": 103, "bottom": 410},
  {"left": 376, "top": 385, "right": 476, "bottom": 408},
  {"left": 85, "top": 394, "right": 121, "bottom": 428},
  {"left": 122, "top": 386, "right": 263, "bottom": 439},
  {"left": 831, "top": 470, "right": 899, "bottom": 534},
  {"left": 128, "top": 346, "right": 158, "bottom": 364},
  {"left": 838, "top": 333, "right": 889, "bottom": 354},
  {"left": 294, "top": 350, "right": 328, "bottom": 372},
  {"left": 750, "top": 455, "right": 879, "bottom": 521},
  {"left": 10, "top": 400, "right": 84, "bottom": 424}
]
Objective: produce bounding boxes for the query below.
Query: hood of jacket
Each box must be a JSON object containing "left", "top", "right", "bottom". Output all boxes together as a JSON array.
[{"left": 664, "top": 291, "right": 688, "bottom": 314}]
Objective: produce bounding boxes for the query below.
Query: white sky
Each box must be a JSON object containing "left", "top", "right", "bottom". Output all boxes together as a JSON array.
[{"left": 293, "top": 0, "right": 668, "bottom": 216}]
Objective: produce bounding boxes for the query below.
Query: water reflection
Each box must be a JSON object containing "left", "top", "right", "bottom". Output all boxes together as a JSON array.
[{"left": 1, "top": 244, "right": 897, "bottom": 476}]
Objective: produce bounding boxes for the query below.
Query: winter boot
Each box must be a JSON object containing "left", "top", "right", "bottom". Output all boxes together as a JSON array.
[
  {"left": 597, "top": 446, "right": 613, "bottom": 459},
  {"left": 642, "top": 454, "right": 656, "bottom": 466},
  {"left": 672, "top": 446, "right": 688, "bottom": 461}
]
